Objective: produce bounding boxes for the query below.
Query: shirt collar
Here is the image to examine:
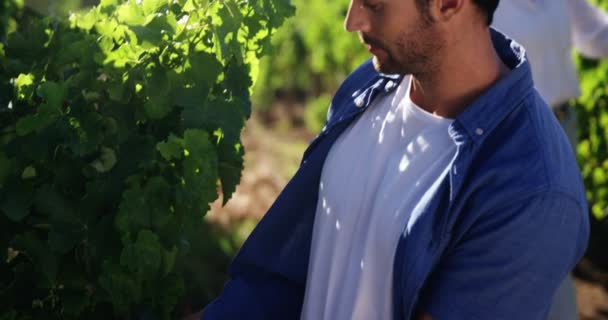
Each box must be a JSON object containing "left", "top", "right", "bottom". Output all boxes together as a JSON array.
[
  {"left": 452, "top": 29, "right": 534, "bottom": 145},
  {"left": 370, "top": 28, "right": 534, "bottom": 145}
]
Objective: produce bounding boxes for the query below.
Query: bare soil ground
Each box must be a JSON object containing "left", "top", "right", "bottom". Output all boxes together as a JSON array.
[
  {"left": 207, "top": 113, "right": 608, "bottom": 319},
  {"left": 576, "top": 260, "right": 608, "bottom": 319},
  {"left": 577, "top": 277, "right": 608, "bottom": 320}
]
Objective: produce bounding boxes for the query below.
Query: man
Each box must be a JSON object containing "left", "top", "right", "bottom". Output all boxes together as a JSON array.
[{"left": 203, "top": 0, "right": 589, "bottom": 319}]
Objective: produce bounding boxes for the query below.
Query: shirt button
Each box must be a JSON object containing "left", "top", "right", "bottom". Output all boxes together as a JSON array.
[
  {"left": 385, "top": 81, "right": 395, "bottom": 91},
  {"left": 475, "top": 128, "right": 484, "bottom": 136},
  {"left": 355, "top": 96, "right": 365, "bottom": 108}
]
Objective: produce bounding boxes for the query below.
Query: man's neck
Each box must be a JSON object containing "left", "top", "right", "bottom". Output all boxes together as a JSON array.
[{"left": 409, "top": 29, "right": 510, "bottom": 119}]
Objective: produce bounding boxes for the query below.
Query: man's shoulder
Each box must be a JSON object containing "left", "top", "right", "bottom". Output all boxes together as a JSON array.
[{"left": 471, "top": 90, "right": 585, "bottom": 202}]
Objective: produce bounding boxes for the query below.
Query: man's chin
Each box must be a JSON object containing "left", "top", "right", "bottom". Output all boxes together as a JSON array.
[{"left": 372, "top": 56, "right": 400, "bottom": 75}]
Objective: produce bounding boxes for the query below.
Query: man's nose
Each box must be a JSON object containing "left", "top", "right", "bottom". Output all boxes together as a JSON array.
[{"left": 344, "top": 2, "right": 369, "bottom": 33}]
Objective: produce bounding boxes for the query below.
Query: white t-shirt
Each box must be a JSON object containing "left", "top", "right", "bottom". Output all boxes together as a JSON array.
[
  {"left": 493, "top": 0, "right": 608, "bottom": 107},
  {"left": 301, "top": 77, "right": 457, "bottom": 320}
]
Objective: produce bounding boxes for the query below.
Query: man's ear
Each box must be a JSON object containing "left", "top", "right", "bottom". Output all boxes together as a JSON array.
[{"left": 428, "top": 0, "right": 464, "bottom": 22}]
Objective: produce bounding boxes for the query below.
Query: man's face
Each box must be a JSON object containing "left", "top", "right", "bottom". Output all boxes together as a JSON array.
[{"left": 344, "top": 0, "right": 445, "bottom": 75}]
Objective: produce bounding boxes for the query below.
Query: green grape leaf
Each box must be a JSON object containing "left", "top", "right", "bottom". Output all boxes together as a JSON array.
[
  {"left": 215, "top": 119, "right": 244, "bottom": 203},
  {"left": 158, "top": 274, "right": 185, "bottom": 319},
  {"left": 60, "top": 291, "right": 90, "bottom": 316},
  {"left": 15, "top": 112, "right": 58, "bottom": 136},
  {"left": 5, "top": 18, "right": 49, "bottom": 61},
  {"left": 162, "top": 246, "right": 179, "bottom": 275},
  {"left": 187, "top": 52, "right": 222, "bottom": 88},
  {"left": 156, "top": 134, "right": 184, "bottom": 160},
  {"left": 116, "top": 175, "right": 172, "bottom": 234},
  {"left": 131, "top": 13, "right": 177, "bottom": 49},
  {"left": 116, "top": 2, "right": 146, "bottom": 26},
  {"left": 204, "top": 98, "right": 245, "bottom": 143},
  {"left": 143, "top": 67, "right": 173, "bottom": 119},
  {"left": 117, "top": 180, "right": 151, "bottom": 233},
  {"left": 271, "top": 0, "right": 296, "bottom": 25},
  {"left": 120, "top": 229, "right": 162, "bottom": 277},
  {"left": 176, "top": 129, "right": 219, "bottom": 215},
  {"left": 74, "top": 9, "right": 98, "bottom": 31},
  {"left": 179, "top": 98, "right": 207, "bottom": 129},
  {"left": 98, "top": 261, "right": 141, "bottom": 315},
  {"left": 218, "top": 155, "right": 243, "bottom": 205},
  {"left": 142, "top": 0, "right": 166, "bottom": 15},
  {"left": 107, "top": 80, "right": 132, "bottom": 103},
  {"left": 224, "top": 60, "right": 253, "bottom": 117},
  {"left": 13, "top": 232, "right": 59, "bottom": 285},
  {"left": 99, "top": 0, "right": 119, "bottom": 8},
  {"left": 94, "top": 18, "right": 119, "bottom": 37},
  {"left": 90, "top": 147, "right": 118, "bottom": 173},
  {"left": 103, "top": 39, "right": 143, "bottom": 68},
  {"left": 1, "top": 183, "right": 33, "bottom": 221},
  {"left": 213, "top": 2, "right": 243, "bottom": 60},
  {"left": 145, "top": 176, "right": 172, "bottom": 230},
  {"left": 33, "top": 184, "right": 84, "bottom": 253},
  {"left": 174, "top": 86, "right": 209, "bottom": 117},
  {"left": 159, "top": 45, "right": 185, "bottom": 68},
  {"left": 182, "top": 98, "right": 245, "bottom": 204},
  {"left": 14, "top": 73, "right": 35, "bottom": 100},
  {"left": 0, "top": 153, "right": 16, "bottom": 186},
  {"left": 37, "top": 81, "right": 66, "bottom": 111},
  {"left": 144, "top": 94, "right": 172, "bottom": 120},
  {"left": 34, "top": 184, "right": 82, "bottom": 226},
  {"left": 21, "top": 165, "right": 36, "bottom": 179},
  {"left": 48, "top": 228, "right": 82, "bottom": 255}
]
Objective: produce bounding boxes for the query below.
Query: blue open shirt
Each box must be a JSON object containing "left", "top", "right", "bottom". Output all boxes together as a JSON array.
[{"left": 203, "top": 29, "right": 589, "bottom": 320}]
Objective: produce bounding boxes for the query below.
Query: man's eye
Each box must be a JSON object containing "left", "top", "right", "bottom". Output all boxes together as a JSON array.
[{"left": 363, "top": 2, "right": 383, "bottom": 11}]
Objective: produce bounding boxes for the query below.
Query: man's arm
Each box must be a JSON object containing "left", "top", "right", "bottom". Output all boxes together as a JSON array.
[
  {"left": 201, "top": 264, "right": 306, "bottom": 319},
  {"left": 416, "top": 191, "right": 588, "bottom": 320}
]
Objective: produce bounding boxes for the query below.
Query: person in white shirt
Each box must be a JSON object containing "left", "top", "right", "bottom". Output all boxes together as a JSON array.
[
  {"left": 494, "top": 0, "right": 608, "bottom": 146},
  {"left": 493, "top": 1, "right": 608, "bottom": 319}
]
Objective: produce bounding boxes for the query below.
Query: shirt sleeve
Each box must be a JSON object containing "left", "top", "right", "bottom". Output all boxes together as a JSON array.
[
  {"left": 202, "top": 266, "right": 304, "bottom": 319},
  {"left": 569, "top": 0, "right": 608, "bottom": 58},
  {"left": 418, "top": 192, "right": 589, "bottom": 320}
]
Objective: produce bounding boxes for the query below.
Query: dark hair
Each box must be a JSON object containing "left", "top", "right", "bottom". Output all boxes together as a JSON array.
[
  {"left": 415, "top": 0, "right": 500, "bottom": 25},
  {"left": 473, "top": 0, "right": 500, "bottom": 25}
]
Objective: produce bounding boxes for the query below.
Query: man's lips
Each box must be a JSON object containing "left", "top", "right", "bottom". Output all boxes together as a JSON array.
[
  {"left": 366, "top": 43, "right": 384, "bottom": 55},
  {"left": 361, "top": 34, "right": 384, "bottom": 55}
]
